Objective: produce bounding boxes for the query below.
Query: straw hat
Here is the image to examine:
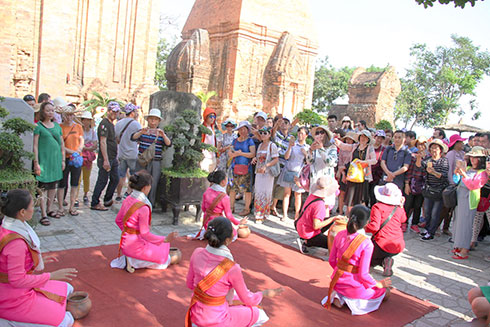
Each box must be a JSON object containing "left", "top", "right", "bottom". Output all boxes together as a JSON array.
[
  {"left": 466, "top": 146, "right": 486, "bottom": 157},
  {"left": 144, "top": 108, "right": 162, "bottom": 120},
  {"left": 428, "top": 138, "right": 448, "bottom": 153},
  {"left": 78, "top": 111, "right": 93, "bottom": 120},
  {"left": 343, "top": 131, "right": 359, "bottom": 142},
  {"left": 448, "top": 134, "right": 467, "bottom": 148},
  {"left": 57, "top": 105, "right": 83, "bottom": 115},
  {"left": 311, "top": 176, "right": 339, "bottom": 199},
  {"left": 33, "top": 103, "right": 41, "bottom": 113},
  {"left": 311, "top": 125, "right": 333, "bottom": 141},
  {"left": 374, "top": 183, "right": 402, "bottom": 206},
  {"left": 415, "top": 136, "right": 428, "bottom": 147}
]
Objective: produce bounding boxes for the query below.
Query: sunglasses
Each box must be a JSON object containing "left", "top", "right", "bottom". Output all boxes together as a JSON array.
[
  {"left": 208, "top": 114, "right": 216, "bottom": 119},
  {"left": 259, "top": 131, "right": 270, "bottom": 135},
  {"left": 315, "top": 130, "right": 326, "bottom": 135}
]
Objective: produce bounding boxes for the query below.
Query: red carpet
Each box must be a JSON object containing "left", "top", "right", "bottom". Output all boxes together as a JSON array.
[{"left": 46, "top": 232, "right": 437, "bottom": 327}]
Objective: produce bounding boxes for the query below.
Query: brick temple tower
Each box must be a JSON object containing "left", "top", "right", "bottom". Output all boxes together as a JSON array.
[{"left": 166, "top": 0, "right": 319, "bottom": 121}]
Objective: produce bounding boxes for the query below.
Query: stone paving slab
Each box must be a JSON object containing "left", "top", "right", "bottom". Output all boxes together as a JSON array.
[{"left": 33, "top": 167, "right": 490, "bottom": 326}]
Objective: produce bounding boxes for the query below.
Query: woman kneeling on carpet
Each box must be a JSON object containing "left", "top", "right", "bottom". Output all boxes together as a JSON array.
[
  {"left": 111, "top": 170, "right": 178, "bottom": 273},
  {"left": 321, "top": 204, "right": 391, "bottom": 315},
  {"left": 186, "top": 217, "right": 283, "bottom": 326},
  {"left": 192, "top": 170, "right": 247, "bottom": 240},
  {"left": 0, "top": 189, "right": 78, "bottom": 327}
]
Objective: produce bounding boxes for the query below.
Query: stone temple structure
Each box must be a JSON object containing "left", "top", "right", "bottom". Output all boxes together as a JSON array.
[
  {"left": 329, "top": 67, "right": 401, "bottom": 127},
  {"left": 0, "top": 0, "right": 159, "bottom": 109},
  {"left": 166, "top": 0, "right": 319, "bottom": 122}
]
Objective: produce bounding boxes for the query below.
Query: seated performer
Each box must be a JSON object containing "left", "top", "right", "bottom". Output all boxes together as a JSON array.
[
  {"left": 0, "top": 189, "right": 78, "bottom": 327},
  {"left": 111, "top": 171, "right": 178, "bottom": 272},
  {"left": 295, "top": 176, "right": 339, "bottom": 254},
  {"left": 193, "top": 170, "right": 248, "bottom": 240},
  {"left": 321, "top": 205, "right": 391, "bottom": 315},
  {"left": 186, "top": 217, "right": 283, "bottom": 327}
]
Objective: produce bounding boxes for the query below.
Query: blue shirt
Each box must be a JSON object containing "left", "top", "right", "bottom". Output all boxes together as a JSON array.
[{"left": 233, "top": 138, "right": 255, "bottom": 166}]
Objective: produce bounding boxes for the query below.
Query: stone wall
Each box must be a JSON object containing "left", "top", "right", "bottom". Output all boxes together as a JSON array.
[
  {"left": 0, "top": 0, "right": 159, "bottom": 111},
  {"left": 166, "top": 0, "right": 318, "bottom": 123}
]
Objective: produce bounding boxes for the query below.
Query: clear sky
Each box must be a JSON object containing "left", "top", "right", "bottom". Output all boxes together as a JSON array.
[{"left": 160, "top": 0, "right": 490, "bottom": 133}]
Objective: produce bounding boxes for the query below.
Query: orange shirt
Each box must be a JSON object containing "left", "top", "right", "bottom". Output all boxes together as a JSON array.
[{"left": 61, "top": 123, "right": 83, "bottom": 158}]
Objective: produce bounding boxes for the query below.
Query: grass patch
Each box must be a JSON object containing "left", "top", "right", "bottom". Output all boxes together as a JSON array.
[{"left": 161, "top": 168, "right": 208, "bottom": 179}]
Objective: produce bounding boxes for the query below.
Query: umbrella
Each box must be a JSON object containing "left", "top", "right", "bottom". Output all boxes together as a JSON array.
[{"left": 435, "top": 124, "right": 489, "bottom": 134}]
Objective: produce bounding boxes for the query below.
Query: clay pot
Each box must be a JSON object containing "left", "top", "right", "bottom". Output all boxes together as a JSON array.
[
  {"left": 66, "top": 291, "right": 92, "bottom": 320},
  {"left": 237, "top": 225, "right": 251, "bottom": 238},
  {"left": 169, "top": 247, "right": 182, "bottom": 265},
  {"left": 327, "top": 217, "right": 348, "bottom": 250}
]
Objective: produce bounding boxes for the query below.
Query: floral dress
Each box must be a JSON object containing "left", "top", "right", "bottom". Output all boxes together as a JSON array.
[
  {"left": 217, "top": 132, "right": 237, "bottom": 171},
  {"left": 254, "top": 142, "right": 279, "bottom": 220}
]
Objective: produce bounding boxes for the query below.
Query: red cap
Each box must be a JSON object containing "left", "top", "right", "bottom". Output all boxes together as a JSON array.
[{"left": 203, "top": 107, "right": 216, "bottom": 120}]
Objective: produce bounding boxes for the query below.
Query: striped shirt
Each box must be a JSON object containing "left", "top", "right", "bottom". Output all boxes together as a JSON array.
[
  {"left": 422, "top": 156, "right": 449, "bottom": 191},
  {"left": 273, "top": 130, "right": 292, "bottom": 166},
  {"left": 134, "top": 132, "right": 171, "bottom": 160}
]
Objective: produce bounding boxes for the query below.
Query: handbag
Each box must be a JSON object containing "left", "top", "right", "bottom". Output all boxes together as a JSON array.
[
  {"left": 442, "top": 184, "right": 458, "bottom": 209},
  {"left": 299, "top": 164, "right": 311, "bottom": 191},
  {"left": 233, "top": 163, "right": 249, "bottom": 175},
  {"left": 266, "top": 143, "right": 281, "bottom": 177},
  {"left": 422, "top": 185, "right": 442, "bottom": 200},
  {"left": 137, "top": 134, "right": 158, "bottom": 167},
  {"left": 283, "top": 169, "right": 298, "bottom": 183},
  {"left": 346, "top": 159, "right": 365, "bottom": 183}
]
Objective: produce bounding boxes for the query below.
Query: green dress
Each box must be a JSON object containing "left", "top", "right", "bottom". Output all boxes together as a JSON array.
[{"left": 34, "top": 122, "right": 63, "bottom": 183}]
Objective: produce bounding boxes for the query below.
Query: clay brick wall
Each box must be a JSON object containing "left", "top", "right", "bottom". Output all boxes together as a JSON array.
[{"left": 0, "top": 0, "right": 159, "bottom": 111}]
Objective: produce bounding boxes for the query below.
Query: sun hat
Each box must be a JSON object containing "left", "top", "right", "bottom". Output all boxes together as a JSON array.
[
  {"left": 343, "top": 131, "right": 359, "bottom": 142},
  {"left": 52, "top": 97, "right": 68, "bottom": 108},
  {"left": 448, "top": 134, "right": 468, "bottom": 149},
  {"left": 107, "top": 101, "right": 121, "bottom": 112},
  {"left": 203, "top": 107, "right": 216, "bottom": 120},
  {"left": 375, "top": 130, "right": 386, "bottom": 138},
  {"left": 144, "top": 108, "right": 162, "bottom": 120},
  {"left": 78, "top": 111, "right": 93, "bottom": 120},
  {"left": 234, "top": 120, "right": 251, "bottom": 132},
  {"left": 374, "top": 183, "right": 402, "bottom": 206},
  {"left": 33, "top": 104, "right": 41, "bottom": 113},
  {"left": 466, "top": 146, "right": 486, "bottom": 157},
  {"left": 124, "top": 103, "right": 140, "bottom": 114},
  {"left": 255, "top": 112, "right": 267, "bottom": 122},
  {"left": 415, "top": 136, "right": 428, "bottom": 147},
  {"left": 311, "top": 176, "right": 339, "bottom": 199},
  {"left": 428, "top": 138, "right": 448, "bottom": 153},
  {"left": 342, "top": 116, "right": 352, "bottom": 123},
  {"left": 58, "top": 105, "right": 83, "bottom": 115},
  {"left": 311, "top": 125, "right": 333, "bottom": 141},
  {"left": 359, "top": 129, "right": 373, "bottom": 144},
  {"left": 221, "top": 118, "right": 237, "bottom": 129}
]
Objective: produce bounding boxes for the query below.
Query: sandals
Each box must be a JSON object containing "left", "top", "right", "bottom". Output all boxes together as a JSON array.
[
  {"left": 451, "top": 248, "right": 461, "bottom": 254},
  {"left": 69, "top": 209, "right": 79, "bottom": 216},
  {"left": 58, "top": 210, "right": 66, "bottom": 217},
  {"left": 238, "top": 210, "right": 250, "bottom": 217},
  {"left": 452, "top": 252, "right": 469, "bottom": 260},
  {"left": 270, "top": 208, "right": 279, "bottom": 216},
  {"left": 90, "top": 204, "right": 108, "bottom": 211},
  {"left": 47, "top": 211, "right": 61, "bottom": 219},
  {"left": 39, "top": 217, "right": 51, "bottom": 226}
]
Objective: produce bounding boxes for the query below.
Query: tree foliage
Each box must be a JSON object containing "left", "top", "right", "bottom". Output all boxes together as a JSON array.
[
  {"left": 294, "top": 109, "right": 326, "bottom": 128},
  {"left": 195, "top": 91, "right": 217, "bottom": 110},
  {"left": 395, "top": 35, "right": 490, "bottom": 128},
  {"left": 81, "top": 91, "right": 124, "bottom": 116},
  {"left": 312, "top": 57, "right": 354, "bottom": 112},
  {"left": 415, "top": 0, "right": 481, "bottom": 8},
  {"left": 154, "top": 37, "right": 175, "bottom": 90}
]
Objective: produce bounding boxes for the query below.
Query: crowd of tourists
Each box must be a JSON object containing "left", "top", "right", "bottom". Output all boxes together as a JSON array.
[{"left": 0, "top": 93, "right": 489, "bottom": 326}]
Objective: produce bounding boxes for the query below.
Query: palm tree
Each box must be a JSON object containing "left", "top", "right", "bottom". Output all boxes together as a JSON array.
[
  {"left": 195, "top": 91, "right": 216, "bottom": 110},
  {"left": 81, "top": 91, "right": 124, "bottom": 116}
]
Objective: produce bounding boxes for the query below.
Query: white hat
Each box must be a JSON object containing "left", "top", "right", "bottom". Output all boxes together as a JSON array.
[
  {"left": 374, "top": 183, "right": 402, "bottom": 206},
  {"left": 342, "top": 116, "right": 352, "bottom": 122},
  {"left": 78, "top": 111, "right": 93, "bottom": 120},
  {"left": 359, "top": 129, "right": 373, "bottom": 144},
  {"left": 235, "top": 120, "right": 251, "bottom": 132},
  {"left": 311, "top": 176, "right": 339, "bottom": 199},
  {"left": 52, "top": 97, "right": 68, "bottom": 108},
  {"left": 255, "top": 112, "right": 267, "bottom": 121},
  {"left": 144, "top": 108, "right": 162, "bottom": 120}
]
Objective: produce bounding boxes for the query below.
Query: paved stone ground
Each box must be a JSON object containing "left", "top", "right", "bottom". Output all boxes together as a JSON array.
[{"left": 34, "top": 168, "right": 490, "bottom": 326}]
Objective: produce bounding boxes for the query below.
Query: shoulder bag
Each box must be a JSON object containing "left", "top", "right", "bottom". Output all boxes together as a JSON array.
[
  {"left": 266, "top": 142, "right": 281, "bottom": 177},
  {"left": 372, "top": 206, "right": 398, "bottom": 240},
  {"left": 137, "top": 133, "right": 159, "bottom": 167}
]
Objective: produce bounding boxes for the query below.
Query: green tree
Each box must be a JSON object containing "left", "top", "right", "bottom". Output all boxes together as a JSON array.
[
  {"left": 415, "top": 0, "right": 482, "bottom": 8},
  {"left": 312, "top": 57, "right": 354, "bottom": 112},
  {"left": 154, "top": 37, "right": 175, "bottom": 90},
  {"left": 195, "top": 91, "right": 217, "bottom": 110},
  {"left": 81, "top": 91, "right": 124, "bottom": 116},
  {"left": 395, "top": 35, "right": 490, "bottom": 128}
]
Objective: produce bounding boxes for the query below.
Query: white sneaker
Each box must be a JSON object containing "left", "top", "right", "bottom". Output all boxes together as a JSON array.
[{"left": 295, "top": 238, "right": 308, "bottom": 254}]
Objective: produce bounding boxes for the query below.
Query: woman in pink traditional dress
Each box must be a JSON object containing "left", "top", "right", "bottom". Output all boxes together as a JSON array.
[
  {"left": 322, "top": 205, "right": 391, "bottom": 315},
  {"left": 0, "top": 189, "right": 78, "bottom": 327},
  {"left": 194, "top": 171, "right": 248, "bottom": 240},
  {"left": 111, "top": 171, "right": 178, "bottom": 273},
  {"left": 186, "top": 217, "right": 283, "bottom": 327}
]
